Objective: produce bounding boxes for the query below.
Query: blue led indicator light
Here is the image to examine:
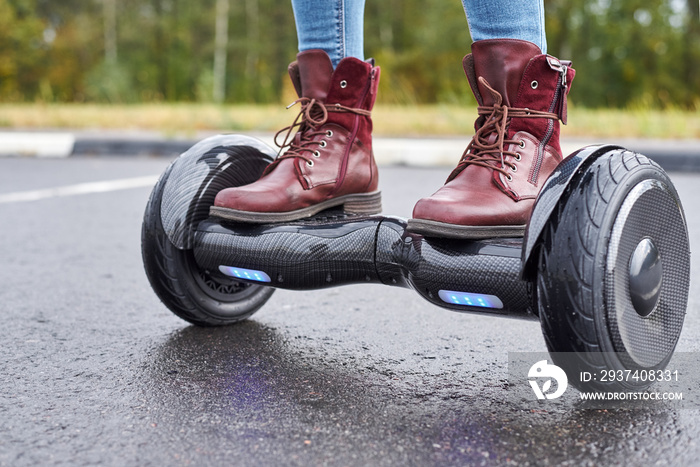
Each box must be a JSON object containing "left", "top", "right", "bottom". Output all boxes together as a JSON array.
[
  {"left": 438, "top": 290, "right": 504, "bottom": 309},
  {"left": 218, "top": 265, "right": 272, "bottom": 283}
]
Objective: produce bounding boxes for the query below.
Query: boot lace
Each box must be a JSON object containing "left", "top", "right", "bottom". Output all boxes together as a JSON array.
[
  {"left": 265, "top": 97, "right": 371, "bottom": 173},
  {"left": 447, "top": 77, "right": 558, "bottom": 183}
]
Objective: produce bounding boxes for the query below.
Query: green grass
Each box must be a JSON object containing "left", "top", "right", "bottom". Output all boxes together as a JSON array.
[{"left": 1, "top": 103, "right": 698, "bottom": 139}]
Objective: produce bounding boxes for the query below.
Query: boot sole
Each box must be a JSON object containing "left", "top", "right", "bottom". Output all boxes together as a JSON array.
[
  {"left": 406, "top": 218, "right": 525, "bottom": 240},
  {"left": 209, "top": 191, "right": 382, "bottom": 223}
]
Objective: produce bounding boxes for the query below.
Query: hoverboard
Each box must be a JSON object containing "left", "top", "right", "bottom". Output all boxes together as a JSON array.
[{"left": 142, "top": 135, "right": 690, "bottom": 392}]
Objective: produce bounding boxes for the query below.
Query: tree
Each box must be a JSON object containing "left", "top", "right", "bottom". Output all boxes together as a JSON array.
[
  {"left": 212, "top": 0, "right": 229, "bottom": 103},
  {"left": 0, "top": 0, "right": 46, "bottom": 100},
  {"left": 0, "top": 0, "right": 697, "bottom": 108}
]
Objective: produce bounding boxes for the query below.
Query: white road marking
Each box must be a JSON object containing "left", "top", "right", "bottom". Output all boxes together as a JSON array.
[{"left": 0, "top": 175, "right": 160, "bottom": 204}]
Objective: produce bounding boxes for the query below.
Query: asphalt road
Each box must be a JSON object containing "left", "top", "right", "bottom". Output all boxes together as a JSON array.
[{"left": 1, "top": 152, "right": 699, "bottom": 466}]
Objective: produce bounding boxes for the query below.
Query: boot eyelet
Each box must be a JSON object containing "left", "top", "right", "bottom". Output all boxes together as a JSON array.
[
  {"left": 519, "top": 140, "right": 526, "bottom": 149},
  {"left": 511, "top": 165, "right": 518, "bottom": 173},
  {"left": 506, "top": 174, "right": 513, "bottom": 182},
  {"left": 313, "top": 151, "right": 321, "bottom": 158},
  {"left": 319, "top": 140, "right": 327, "bottom": 148},
  {"left": 340, "top": 80, "right": 348, "bottom": 88},
  {"left": 515, "top": 152, "right": 522, "bottom": 161},
  {"left": 326, "top": 130, "right": 333, "bottom": 137},
  {"left": 531, "top": 80, "right": 538, "bottom": 89},
  {"left": 307, "top": 160, "right": 314, "bottom": 167}
]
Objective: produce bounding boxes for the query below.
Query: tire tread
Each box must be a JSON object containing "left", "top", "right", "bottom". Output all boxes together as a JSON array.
[
  {"left": 141, "top": 161, "right": 273, "bottom": 326},
  {"left": 537, "top": 150, "right": 662, "bottom": 391}
]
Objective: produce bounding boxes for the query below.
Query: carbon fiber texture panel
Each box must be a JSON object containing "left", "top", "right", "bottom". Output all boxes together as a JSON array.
[
  {"left": 374, "top": 217, "right": 411, "bottom": 287},
  {"left": 161, "top": 135, "right": 275, "bottom": 249},
  {"left": 605, "top": 179, "right": 690, "bottom": 367},
  {"left": 194, "top": 217, "right": 381, "bottom": 289},
  {"left": 391, "top": 235, "right": 534, "bottom": 318},
  {"left": 194, "top": 215, "right": 536, "bottom": 317}
]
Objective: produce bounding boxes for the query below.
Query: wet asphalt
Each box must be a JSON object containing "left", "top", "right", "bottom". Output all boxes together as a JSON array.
[{"left": 1, "top": 153, "right": 700, "bottom": 466}]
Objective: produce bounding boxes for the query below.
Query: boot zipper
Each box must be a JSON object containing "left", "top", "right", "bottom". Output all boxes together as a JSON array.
[
  {"left": 529, "top": 65, "right": 566, "bottom": 184},
  {"left": 332, "top": 68, "right": 376, "bottom": 196}
]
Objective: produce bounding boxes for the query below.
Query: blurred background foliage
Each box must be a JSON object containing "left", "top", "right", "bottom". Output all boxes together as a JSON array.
[{"left": 0, "top": 0, "right": 698, "bottom": 109}]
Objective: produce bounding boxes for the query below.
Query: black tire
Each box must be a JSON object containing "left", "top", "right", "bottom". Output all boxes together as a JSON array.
[
  {"left": 537, "top": 149, "right": 690, "bottom": 392},
  {"left": 142, "top": 163, "right": 274, "bottom": 326}
]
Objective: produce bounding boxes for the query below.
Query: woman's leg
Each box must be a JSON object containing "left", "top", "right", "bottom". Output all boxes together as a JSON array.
[
  {"left": 291, "top": 0, "right": 366, "bottom": 68},
  {"left": 461, "top": 0, "right": 547, "bottom": 53}
]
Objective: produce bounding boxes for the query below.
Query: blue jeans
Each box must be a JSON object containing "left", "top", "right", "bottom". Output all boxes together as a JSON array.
[{"left": 292, "top": 0, "right": 547, "bottom": 68}]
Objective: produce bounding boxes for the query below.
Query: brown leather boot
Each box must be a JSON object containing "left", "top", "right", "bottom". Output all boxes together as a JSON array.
[
  {"left": 408, "top": 39, "right": 575, "bottom": 239},
  {"left": 211, "top": 49, "right": 381, "bottom": 223}
]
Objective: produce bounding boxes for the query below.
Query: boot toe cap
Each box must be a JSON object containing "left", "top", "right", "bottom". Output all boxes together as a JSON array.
[
  {"left": 214, "top": 186, "right": 285, "bottom": 213},
  {"left": 412, "top": 187, "right": 530, "bottom": 227},
  {"left": 214, "top": 187, "right": 248, "bottom": 209}
]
